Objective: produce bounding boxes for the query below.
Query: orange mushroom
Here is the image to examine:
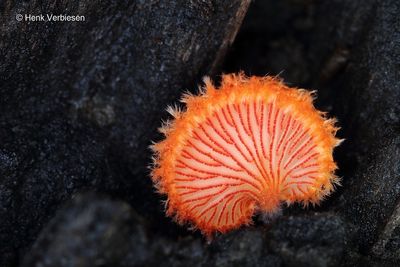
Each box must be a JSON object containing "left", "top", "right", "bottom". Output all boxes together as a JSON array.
[{"left": 151, "top": 73, "right": 342, "bottom": 236}]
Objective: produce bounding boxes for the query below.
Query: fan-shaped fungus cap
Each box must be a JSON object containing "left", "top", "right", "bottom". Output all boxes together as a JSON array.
[{"left": 151, "top": 73, "right": 341, "bottom": 236}]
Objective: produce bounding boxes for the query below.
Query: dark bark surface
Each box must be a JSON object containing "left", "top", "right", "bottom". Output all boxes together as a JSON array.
[
  {"left": 0, "top": 0, "right": 251, "bottom": 266},
  {"left": 226, "top": 0, "right": 400, "bottom": 265},
  {"left": 1, "top": 0, "right": 399, "bottom": 266}
]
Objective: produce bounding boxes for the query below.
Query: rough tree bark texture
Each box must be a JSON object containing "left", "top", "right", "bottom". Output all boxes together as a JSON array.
[
  {"left": 309, "top": 1, "right": 400, "bottom": 262},
  {"left": 0, "top": 1, "right": 250, "bottom": 266},
  {"left": 1, "top": 0, "right": 399, "bottom": 266}
]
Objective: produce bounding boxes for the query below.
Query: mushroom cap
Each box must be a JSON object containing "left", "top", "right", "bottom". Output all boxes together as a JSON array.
[{"left": 151, "top": 73, "right": 341, "bottom": 236}]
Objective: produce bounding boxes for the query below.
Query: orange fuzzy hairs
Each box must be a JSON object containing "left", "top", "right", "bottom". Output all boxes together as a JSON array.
[{"left": 150, "top": 73, "right": 341, "bottom": 236}]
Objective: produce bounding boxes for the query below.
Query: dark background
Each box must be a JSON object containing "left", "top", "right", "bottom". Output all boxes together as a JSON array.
[{"left": 0, "top": 0, "right": 399, "bottom": 266}]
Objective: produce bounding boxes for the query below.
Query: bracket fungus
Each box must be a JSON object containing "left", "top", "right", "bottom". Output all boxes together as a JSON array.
[{"left": 151, "top": 73, "right": 342, "bottom": 236}]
